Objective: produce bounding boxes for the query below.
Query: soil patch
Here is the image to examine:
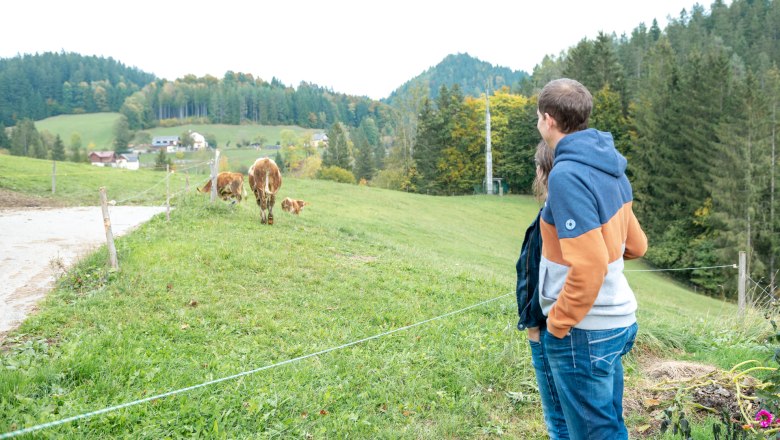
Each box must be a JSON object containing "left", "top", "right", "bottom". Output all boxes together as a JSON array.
[{"left": 0, "top": 188, "right": 65, "bottom": 209}]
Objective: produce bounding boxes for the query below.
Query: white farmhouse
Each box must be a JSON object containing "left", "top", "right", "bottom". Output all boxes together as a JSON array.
[{"left": 189, "top": 131, "right": 208, "bottom": 150}]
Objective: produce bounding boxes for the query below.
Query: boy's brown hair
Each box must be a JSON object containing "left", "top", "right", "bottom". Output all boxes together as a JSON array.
[{"left": 538, "top": 78, "right": 593, "bottom": 134}]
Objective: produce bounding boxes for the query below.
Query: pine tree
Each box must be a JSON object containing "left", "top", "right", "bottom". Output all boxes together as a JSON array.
[
  {"left": 274, "top": 151, "right": 286, "bottom": 173},
  {"left": 10, "top": 119, "right": 42, "bottom": 158},
  {"left": 0, "top": 123, "right": 9, "bottom": 149},
  {"left": 500, "top": 97, "right": 539, "bottom": 194},
  {"left": 154, "top": 148, "right": 172, "bottom": 171},
  {"left": 113, "top": 115, "right": 132, "bottom": 153},
  {"left": 69, "top": 133, "right": 83, "bottom": 162},
  {"left": 358, "top": 118, "right": 383, "bottom": 170},
  {"left": 632, "top": 38, "right": 685, "bottom": 236},
  {"left": 322, "top": 122, "right": 351, "bottom": 171},
  {"left": 354, "top": 142, "right": 375, "bottom": 182},
  {"left": 51, "top": 134, "right": 66, "bottom": 161},
  {"left": 412, "top": 98, "right": 442, "bottom": 193},
  {"left": 709, "top": 71, "right": 771, "bottom": 292}
]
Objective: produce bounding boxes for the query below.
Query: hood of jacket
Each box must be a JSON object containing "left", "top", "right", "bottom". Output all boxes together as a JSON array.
[{"left": 553, "top": 128, "right": 626, "bottom": 178}]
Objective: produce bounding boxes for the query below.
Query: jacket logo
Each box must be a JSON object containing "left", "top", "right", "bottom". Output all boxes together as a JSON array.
[{"left": 565, "top": 219, "right": 576, "bottom": 230}]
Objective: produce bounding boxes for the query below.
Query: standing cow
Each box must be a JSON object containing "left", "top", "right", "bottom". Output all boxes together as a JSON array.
[{"left": 248, "top": 158, "right": 282, "bottom": 225}]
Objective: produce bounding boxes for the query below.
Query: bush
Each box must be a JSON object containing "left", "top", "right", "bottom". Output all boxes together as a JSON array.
[
  {"left": 291, "top": 156, "right": 321, "bottom": 179},
  {"left": 372, "top": 167, "right": 416, "bottom": 192},
  {"left": 317, "top": 166, "right": 355, "bottom": 184}
]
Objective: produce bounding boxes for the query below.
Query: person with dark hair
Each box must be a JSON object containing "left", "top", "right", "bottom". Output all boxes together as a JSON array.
[
  {"left": 535, "top": 78, "right": 647, "bottom": 440},
  {"left": 516, "top": 140, "right": 569, "bottom": 439}
]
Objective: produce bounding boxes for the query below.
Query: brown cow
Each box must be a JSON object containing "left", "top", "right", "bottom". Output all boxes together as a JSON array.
[
  {"left": 281, "top": 197, "right": 307, "bottom": 215},
  {"left": 197, "top": 172, "right": 247, "bottom": 203},
  {"left": 248, "top": 158, "right": 282, "bottom": 224}
]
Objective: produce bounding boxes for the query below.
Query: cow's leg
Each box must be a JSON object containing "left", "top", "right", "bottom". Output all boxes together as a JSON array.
[
  {"left": 255, "top": 190, "right": 267, "bottom": 223},
  {"left": 267, "top": 193, "right": 276, "bottom": 225},
  {"left": 232, "top": 182, "right": 242, "bottom": 203},
  {"left": 261, "top": 191, "right": 269, "bottom": 224}
]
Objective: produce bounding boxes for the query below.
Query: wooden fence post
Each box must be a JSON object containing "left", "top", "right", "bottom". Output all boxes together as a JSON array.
[
  {"left": 738, "top": 251, "right": 746, "bottom": 316},
  {"left": 166, "top": 164, "right": 171, "bottom": 222},
  {"left": 210, "top": 149, "right": 220, "bottom": 203},
  {"left": 99, "top": 187, "right": 119, "bottom": 270}
]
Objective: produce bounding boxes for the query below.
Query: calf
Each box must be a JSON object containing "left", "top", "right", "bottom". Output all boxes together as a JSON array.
[{"left": 281, "top": 197, "right": 307, "bottom": 215}]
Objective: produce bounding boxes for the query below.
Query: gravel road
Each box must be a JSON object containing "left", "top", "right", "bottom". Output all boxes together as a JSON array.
[{"left": 0, "top": 206, "right": 166, "bottom": 336}]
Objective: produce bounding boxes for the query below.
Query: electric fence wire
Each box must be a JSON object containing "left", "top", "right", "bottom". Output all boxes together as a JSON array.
[
  {"left": 0, "top": 293, "right": 513, "bottom": 439},
  {"left": 0, "top": 262, "right": 741, "bottom": 438},
  {"left": 625, "top": 264, "right": 737, "bottom": 272}
]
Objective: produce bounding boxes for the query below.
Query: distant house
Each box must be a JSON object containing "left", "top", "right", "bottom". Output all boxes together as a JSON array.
[
  {"left": 88, "top": 151, "right": 139, "bottom": 170},
  {"left": 152, "top": 136, "right": 180, "bottom": 153},
  {"left": 116, "top": 153, "right": 139, "bottom": 170},
  {"left": 189, "top": 131, "right": 208, "bottom": 150},
  {"left": 89, "top": 151, "right": 117, "bottom": 166},
  {"left": 311, "top": 132, "right": 328, "bottom": 148}
]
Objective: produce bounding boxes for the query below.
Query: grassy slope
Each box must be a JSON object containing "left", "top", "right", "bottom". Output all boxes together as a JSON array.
[
  {"left": 36, "top": 113, "right": 121, "bottom": 149},
  {"left": 0, "top": 157, "right": 767, "bottom": 439},
  {"left": 35, "top": 113, "right": 317, "bottom": 153},
  {"left": 0, "top": 155, "right": 196, "bottom": 206}
]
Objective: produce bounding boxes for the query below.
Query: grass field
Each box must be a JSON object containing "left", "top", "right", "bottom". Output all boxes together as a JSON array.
[
  {"left": 35, "top": 113, "right": 121, "bottom": 150},
  {"left": 35, "top": 113, "right": 318, "bottom": 153},
  {"left": 0, "top": 156, "right": 771, "bottom": 439},
  {"left": 138, "top": 146, "right": 288, "bottom": 176}
]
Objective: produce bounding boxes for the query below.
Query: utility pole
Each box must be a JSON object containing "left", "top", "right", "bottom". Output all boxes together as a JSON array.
[{"left": 485, "top": 90, "right": 493, "bottom": 195}]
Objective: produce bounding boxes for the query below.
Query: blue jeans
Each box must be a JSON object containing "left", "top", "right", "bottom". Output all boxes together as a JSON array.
[
  {"left": 529, "top": 328, "right": 569, "bottom": 440},
  {"left": 543, "top": 323, "right": 638, "bottom": 440}
]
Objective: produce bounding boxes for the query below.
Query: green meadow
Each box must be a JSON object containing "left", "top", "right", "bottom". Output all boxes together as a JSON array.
[
  {"left": 0, "top": 155, "right": 770, "bottom": 439},
  {"left": 35, "top": 113, "right": 317, "bottom": 153}
]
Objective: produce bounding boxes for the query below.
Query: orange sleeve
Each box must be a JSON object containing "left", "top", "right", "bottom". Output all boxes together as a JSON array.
[
  {"left": 547, "top": 229, "right": 609, "bottom": 338},
  {"left": 623, "top": 207, "right": 647, "bottom": 260}
]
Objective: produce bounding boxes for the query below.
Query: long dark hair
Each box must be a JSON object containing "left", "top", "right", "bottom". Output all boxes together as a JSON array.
[{"left": 532, "top": 140, "right": 554, "bottom": 201}]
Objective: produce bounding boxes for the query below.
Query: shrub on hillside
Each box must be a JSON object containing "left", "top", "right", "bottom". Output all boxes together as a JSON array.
[
  {"left": 291, "top": 156, "right": 321, "bottom": 179},
  {"left": 317, "top": 166, "right": 355, "bottom": 184}
]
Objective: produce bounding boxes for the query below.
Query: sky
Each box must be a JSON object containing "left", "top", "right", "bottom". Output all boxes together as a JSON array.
[{"left": 2, "top": 0, "right": 707, "bottom": 100}]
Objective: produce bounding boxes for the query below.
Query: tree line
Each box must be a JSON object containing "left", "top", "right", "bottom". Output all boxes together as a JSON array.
[{"left": 119, "top": 73, "right": 392, "bottom": 131}]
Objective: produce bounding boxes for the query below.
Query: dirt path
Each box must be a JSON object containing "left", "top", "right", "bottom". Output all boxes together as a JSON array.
[{"left": 0, "top": 206, "right": 166, "bottom": 336}]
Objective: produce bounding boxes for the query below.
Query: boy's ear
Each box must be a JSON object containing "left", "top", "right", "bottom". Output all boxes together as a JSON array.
[{"left": 544, "top": 112, "right": 558, "bottom": 131}]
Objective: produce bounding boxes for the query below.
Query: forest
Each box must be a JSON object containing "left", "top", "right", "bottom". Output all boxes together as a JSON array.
[
  {"left": 0, "top": 52, "right": 155, "bottom": 125},
  {"left": 395, "top": 0, "right": 780, "bottom": 299},
  {"left": 1, "top": 0, "right": 778, "bottom": 298}
]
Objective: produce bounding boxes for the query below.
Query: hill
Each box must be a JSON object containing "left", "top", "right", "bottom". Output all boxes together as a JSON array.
[
  {"left": 34, "top": 112, "right": 317, "bottom": 167},
  {"left": 385, "top": 53, "right": 529, "bottom": 104},
  {"left": 0, "top": 155, "right": 765, "bottom": 438},
  {"left": 0, "top": 52, "right": 155, "bottom": 126}
]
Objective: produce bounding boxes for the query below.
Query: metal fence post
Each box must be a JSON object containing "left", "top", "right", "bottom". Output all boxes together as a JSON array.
[{"left": 738, "top": 251, "right": 746, "bottom": 316}]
